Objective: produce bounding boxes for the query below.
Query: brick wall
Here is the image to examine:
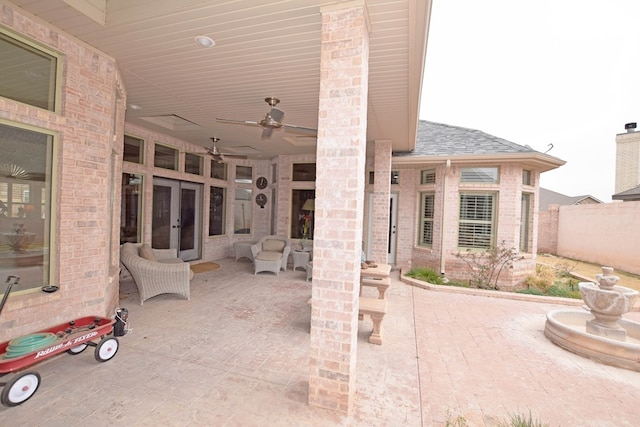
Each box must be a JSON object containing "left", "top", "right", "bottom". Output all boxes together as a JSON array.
[{"left": 0, "top": 4, "right": 124, "bottom": 341}]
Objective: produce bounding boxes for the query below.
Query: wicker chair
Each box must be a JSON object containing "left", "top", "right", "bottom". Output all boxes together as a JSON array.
[
  {"left": 120, "top": 243, "right": 193, "bottom": 305},
  {"left": 250, "top": 236, "right": 291, "bottom": 275}
]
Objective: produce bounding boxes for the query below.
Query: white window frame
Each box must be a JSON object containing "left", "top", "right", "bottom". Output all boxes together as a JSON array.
[{"left": 458, "top": 192, "right": 497, "bottom": 250}]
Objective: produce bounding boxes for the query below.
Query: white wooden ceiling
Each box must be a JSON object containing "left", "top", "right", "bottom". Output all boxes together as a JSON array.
[{"left": 7, "top": 0, "right": 432, "bottom": 159}]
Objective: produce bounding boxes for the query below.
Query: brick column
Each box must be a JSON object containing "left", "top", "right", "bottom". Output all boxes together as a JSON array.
[
  {"left": 308, "top": 2, "right": 370, "bottom": 413},
  {"left": 370, "top": 140, "right": 392, "bottom": 263}
]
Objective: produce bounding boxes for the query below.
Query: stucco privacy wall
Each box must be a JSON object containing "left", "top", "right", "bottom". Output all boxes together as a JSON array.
[
  {"left": 0, "top": 4, "right": 124, "bottom": 342},
  {"left": 555, "top": 202, "right": 640, "bottom": 275}
]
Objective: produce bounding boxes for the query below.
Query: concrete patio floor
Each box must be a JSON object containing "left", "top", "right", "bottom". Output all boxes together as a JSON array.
[{"left": 1, "top": 257, "right": 639, "bottom": 426}]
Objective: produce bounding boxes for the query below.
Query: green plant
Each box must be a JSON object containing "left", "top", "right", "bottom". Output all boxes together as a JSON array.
[
  {"left": 546, "top": 282, "right": 581, "bottom": 299},
  {"left": 405, "top": 266, "right": 444, "bottom": 285},
  {"left": 523, "top": 265, "right": 556, "bottom": 291},
  {"left": 454, "top": 241, "right": 524, "bottom": 290},
  {"left": 500, "top": 411, "right": 549, "bottom": 427},
  {"left": 445, "top": 410, "right": 468, "bottom": 427},
  {"left": 515, "top": 287, "right": 544, "bottom": 296}
]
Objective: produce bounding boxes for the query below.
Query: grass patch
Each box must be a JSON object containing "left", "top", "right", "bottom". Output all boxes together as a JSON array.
[{"left": 405, "top": 266, "right": 445, "bottom": 285}]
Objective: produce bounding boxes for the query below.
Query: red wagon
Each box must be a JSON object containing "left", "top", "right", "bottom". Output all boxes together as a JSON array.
[{"left": 0, "top": 276, "right": 119, "bottom": 407}]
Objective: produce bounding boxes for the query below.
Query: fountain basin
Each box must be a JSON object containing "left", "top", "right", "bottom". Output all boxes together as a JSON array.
[
  {"left": 2, "top": 232, "right": 36, "bottom": 253},
  {"left": 579, "top": 282, "right": 639, "bottom": 317},
  {"left": 545, "top": 309, "right": 640, "bottom": 372}
]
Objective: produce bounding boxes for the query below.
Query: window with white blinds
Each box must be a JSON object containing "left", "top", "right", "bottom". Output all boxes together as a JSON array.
[
  {"left": 419, "top": 193, "right": 435, "bottom": 246},
  {"left": 460, "top": 167, "right": 499, "bottom": 183},
  {"left": 458, "top": 193, "right": 495, "bottom": 249}
]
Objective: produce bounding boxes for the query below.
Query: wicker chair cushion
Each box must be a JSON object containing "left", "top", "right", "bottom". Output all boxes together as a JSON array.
[
  {"left": 262, "top": 239, "right": 285, "bottom": 252},
  {"left": 256, "top": 251, "right": 283, "bottom": 261},
  {"left": 139, "top": 244, "right": 157, "bottom": 261}
]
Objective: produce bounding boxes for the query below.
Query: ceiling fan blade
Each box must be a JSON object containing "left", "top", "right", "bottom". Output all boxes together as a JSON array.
[
  {"left": 216, "top": 118, "right": 261, "bottom": 127},
  {"left": 261, "top": 127, "right": 274, "bottom": 139},
  {"left": 282, "top": 124, "right": 317, "bottom": 136},
  {"left": 269, "top": 108, "right": 284, "bottom": 123}
]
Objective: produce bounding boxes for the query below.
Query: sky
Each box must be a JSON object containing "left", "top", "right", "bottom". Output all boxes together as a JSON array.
[{"left": 419, "top": 0, "right": 640, "bottom": 202}]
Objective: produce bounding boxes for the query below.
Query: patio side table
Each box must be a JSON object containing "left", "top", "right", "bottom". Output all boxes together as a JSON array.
[
  {"left": 292, "top": 250, "right": 311, "bottom": 272},
  {"left": 234, "top": 241, "right": 255, "bottom": 262}
]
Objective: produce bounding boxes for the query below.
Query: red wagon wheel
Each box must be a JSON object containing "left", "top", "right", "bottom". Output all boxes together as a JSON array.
[
  {"left": 66, "top": 343, "right": 88, "bottom": 355},
  {"left": 94, "top": 337, "right": 119, "bottom": 362},
  {"left": 1, "top": 371, "right": 41, "bottom": 407}
]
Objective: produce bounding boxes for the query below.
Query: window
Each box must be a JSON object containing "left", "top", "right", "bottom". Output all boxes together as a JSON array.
[
  {"left": 421, "top": 169, "right": 436, "bottom": 185},
  {"left": 211, "top": 161, "right": 227, "bottom": 180},
  {"left": 368, "top": 171, "right": 401, "bottom": 185},
  {"left": 209, "top": 186, "right": 226, "bottom": 236},
  {"left": 184, "top": 153, "right": 203, "bottom": 175},
  {"left": 458, "top": 193, "right": 496, "bottom": 249},
  {"left": 0, "top": 122, "right": 54, "bottom": 291},
  {"left": 391, "top": 171, "right": 399, "bottom": 185},
  {"left": 520, "top": 193, "right": 532, "bottom": 252},
  {"left": 460, "top": 167, "right": 499, "bottom": 183},
  {"left": 120, "top": 173, "right": 142, "bottom": 244},
  {"left": 154, "top": 144, "right": 178, "bottom": 170},
  {"left": 0, "top": 32, "right": 59, "bottom": 111},
  {"left": 418, "top": 193, "right": 435, "bottom": 246},
  {"left": 235, "top": 166, "right": 252, "bottom": 184},
  {"left": 292, "top": 163, "right": 316, "bottom": 181},
  {"left": 123, "top": 135, "right": 144, "bottom": 164},
  {"left": 522, "top": 170, "right": 532, "bottom": 186},
  {"left": 234, "top": 188, "right": 252, "bottom": 234},
  {"left": 291, "top": 190, "right": 315, "bottom": 239}
]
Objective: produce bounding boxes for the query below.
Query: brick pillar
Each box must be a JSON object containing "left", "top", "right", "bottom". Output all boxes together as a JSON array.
[
  {"left": 370, "top": 140, "right": 392, "bottom": 263},
  {"left": 308, "top": 3, "right": 370, "bottom": 413}
]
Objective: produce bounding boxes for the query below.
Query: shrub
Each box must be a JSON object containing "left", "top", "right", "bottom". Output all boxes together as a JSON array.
[
  {"left": 454, "top": 241, "right": 524, "bottom": 290},
  {"left": 523, "top": 265, "right": 555, "bottom": 291},
  {"left": 501, "top": 411, "right": 549, "bottom": 427},
  {"left": 405, "top": 267, "right": 444, "bottom": 285}
]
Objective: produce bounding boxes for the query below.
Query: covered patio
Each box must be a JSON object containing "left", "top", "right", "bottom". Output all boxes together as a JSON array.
[{"left": 1, "top": 259, "right": 638, "bottom": 425}]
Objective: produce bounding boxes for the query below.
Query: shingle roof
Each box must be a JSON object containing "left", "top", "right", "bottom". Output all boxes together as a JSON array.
[
  {"left": 612, "top": 184, "right": 640, "bottom": 201},
  {"left": 394, "top": 120, "right": 536, "bottom": 157},
  {"left": 539, "top": 187, "right": 603, "bottom": 211}
]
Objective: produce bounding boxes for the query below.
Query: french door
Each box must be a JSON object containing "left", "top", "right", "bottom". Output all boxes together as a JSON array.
[{"left": 152, "top": 178, "right": 202, "bottom": 261}]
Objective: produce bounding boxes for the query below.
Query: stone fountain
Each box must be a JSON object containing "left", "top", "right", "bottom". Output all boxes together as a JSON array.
[
  {"left": 545, "top": 266, "right": 640, "bottom": 371},
  {"left": 1, "top": 222, "right": 36, "bottom": 254}
]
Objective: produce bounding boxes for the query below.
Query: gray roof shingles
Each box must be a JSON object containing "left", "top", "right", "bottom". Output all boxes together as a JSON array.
[{"left": 394, "top": 120, "right": 536, "bottom": 157}]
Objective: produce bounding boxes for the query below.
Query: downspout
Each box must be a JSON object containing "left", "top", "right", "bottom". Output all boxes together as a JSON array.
[{"left": 440, "top": 159, "right": 451, "bottom": 275}]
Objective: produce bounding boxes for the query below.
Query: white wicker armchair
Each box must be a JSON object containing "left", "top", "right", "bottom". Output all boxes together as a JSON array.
[
  {"left": 120, "top": 243, "right": 193, "bottom": 305},
  {"left": 250, "top": 236, "right": 291, "bottom": 275}
]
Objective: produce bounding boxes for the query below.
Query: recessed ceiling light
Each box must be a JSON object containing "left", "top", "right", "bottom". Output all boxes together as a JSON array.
[
  {"left": 194, "top": 35, "right": 215, "bottom": 48},
  {"left": 128, "top": 104, "right": 142, "bottom": 111}
]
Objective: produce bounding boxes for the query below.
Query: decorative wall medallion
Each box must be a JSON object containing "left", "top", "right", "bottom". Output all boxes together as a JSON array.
[
  {"left": 255, "top": 193, "right": 267, "bottom": 208},
  {"left": 256, "top": 176, "right": 268, "bottom": 189}
]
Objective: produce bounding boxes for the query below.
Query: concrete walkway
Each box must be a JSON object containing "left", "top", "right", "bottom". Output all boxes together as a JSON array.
[{"left": 0, "top": 258, "right": 638, "bottom": 426}]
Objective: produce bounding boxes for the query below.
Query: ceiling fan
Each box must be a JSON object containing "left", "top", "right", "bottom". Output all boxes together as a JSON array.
[
  {"left": 203, "top": 137, "right": 247, "bottom": 163},
  {"left": 216, "top": 97, "right": 317, "bottom": 139}
]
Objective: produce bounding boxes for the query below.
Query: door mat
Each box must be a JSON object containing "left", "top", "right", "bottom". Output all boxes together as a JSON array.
[{"left": 190, "top": 262, "right": 221, "bottom": 274}]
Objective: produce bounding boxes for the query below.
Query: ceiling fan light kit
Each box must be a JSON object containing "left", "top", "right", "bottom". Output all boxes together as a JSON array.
[{"left": 204, "top": 137, "right": 246, "bottom": 163}]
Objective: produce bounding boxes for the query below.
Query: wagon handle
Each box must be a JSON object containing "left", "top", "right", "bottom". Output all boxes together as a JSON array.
[{"left": 0, "top": 276, "right": 20, "bottom": 316}]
